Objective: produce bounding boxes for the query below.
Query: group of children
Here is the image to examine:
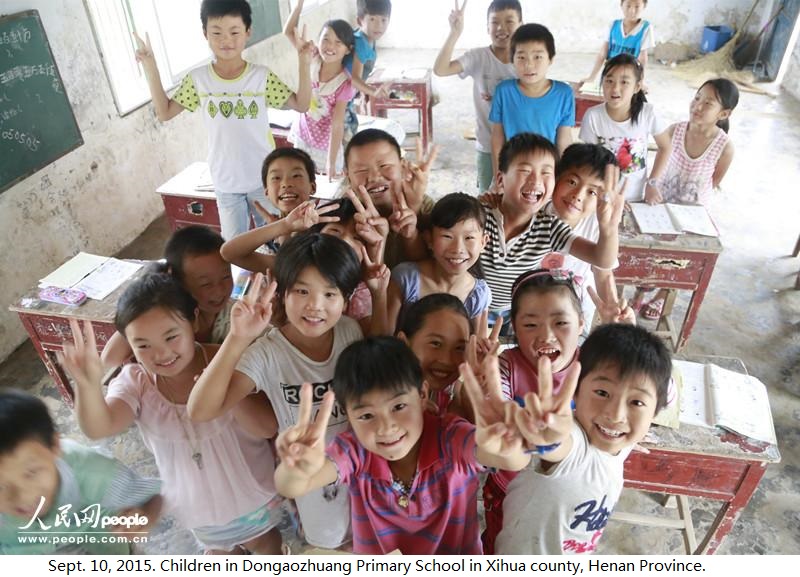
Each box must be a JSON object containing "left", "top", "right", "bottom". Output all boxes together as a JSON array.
[{"left": 1, "top": 0, "right": 742, "bottom": 557}]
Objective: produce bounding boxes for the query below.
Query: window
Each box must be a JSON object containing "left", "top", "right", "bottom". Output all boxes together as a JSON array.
[{"left": 84, "top": 0, "right": 210, "bottom": 115}]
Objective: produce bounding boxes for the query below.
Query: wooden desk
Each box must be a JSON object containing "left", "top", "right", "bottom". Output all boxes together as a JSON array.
[
  {"left": 615, "top": 212, "right": 723, "bottom": 351},
  {"left": 574, "top": 92, "right": 604, "bottom": 126},
  {"left": 9, "top": 265, "right": 146, "bottom": 406},
  {"left": 367, "top": 68, "right": 433, "bottom": 153},
  {"left": 615, "top": 356, "right": 780, "bottom": 555},
  {"left": 158, "top": 162, "right": 221, "bottom": 233}
]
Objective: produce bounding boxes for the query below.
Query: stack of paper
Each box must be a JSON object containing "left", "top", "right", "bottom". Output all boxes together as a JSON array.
[
  {"left": 39, "top": 252, "right": 143, "bottom": 301},
  {"left": 630, "top": 203, "right": 719, "bottom": 237}
]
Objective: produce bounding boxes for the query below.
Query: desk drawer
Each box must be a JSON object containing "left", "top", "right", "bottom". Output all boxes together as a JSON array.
[
  {"left": 624, "top": 450, "right": 749, "bottom": 500},
  {"left": 161, "top": 194, "right": 220, "bottom": 229},
  {"left": 616, "top": 248, "right": 711, "bottom": 287},
  {"left": 25, "top": 315, "right": 117, "bottom": 349}
]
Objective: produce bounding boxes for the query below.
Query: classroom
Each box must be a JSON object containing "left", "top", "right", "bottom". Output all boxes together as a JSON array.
[{"left": 0, "top": 0, "right": 798, "bottom": 557}]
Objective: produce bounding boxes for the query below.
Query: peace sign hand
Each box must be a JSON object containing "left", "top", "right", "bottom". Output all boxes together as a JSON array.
[
  {"left": 285, "top": 200, "right": 340, "bottom": 233},
  {"left": 401, "top": 139, "right": 440, "bottom": 213},
  {"left": 514, "top": 356, "right": 579, "bottom": 448},
  {"left": 362, "top": 243, "right": 390, "bottom": 295},
  {"left": 587, "top": 285, "right": 636, "bottom": 326},
  {"left": 388, "top": 186, "right": 417, "bottom": 239},
  {"left": 348, "top": 186, "right": 389, "bottom": 247},
  {"left": 57, "top": 319, "right": 104, "bottom": 390},
  {"left": 459, "top": 362, "right": 522, "bottom": 458},
  {"left": 596, "top": 164, "right": 626, "bottom": 233},
  {"left": 291, "top": 25, "right": 315, "bottom": 64},
  {"left": 133, "top": 32, "right": 155, "bottom": 66},
  {"left": 449, "top": 0, "right": 468, "bottom": 35},
  {"left": 229, "top": 273, "right": 277, "bottom": 340},
  {"left": 275, "top": 383, "right": 334, "bottom": 477}
]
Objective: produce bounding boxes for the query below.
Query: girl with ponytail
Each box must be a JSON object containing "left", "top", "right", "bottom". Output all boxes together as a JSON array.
[{"left": 579, "top": 53, "right": 670, "bottom": 202}]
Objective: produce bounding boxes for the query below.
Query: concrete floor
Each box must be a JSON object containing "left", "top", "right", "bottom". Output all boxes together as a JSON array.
[{"left": 2, "top": 49, "right": 799, "bottom": 555}]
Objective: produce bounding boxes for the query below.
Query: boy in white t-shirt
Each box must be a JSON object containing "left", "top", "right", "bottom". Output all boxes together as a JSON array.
[
  {"left": 434, "top": 0, "right": 522, "bottom": 193},
  {"left": 496, "top": 323, "right": 672, "bottom": 554},
  {"left": 134, "top": 0, "right": 313, "bottom": 240}
]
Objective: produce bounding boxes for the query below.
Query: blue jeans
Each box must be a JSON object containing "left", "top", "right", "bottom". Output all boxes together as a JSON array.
[{"left": 215, "top": 187, "right": 275, "bottom": 240}]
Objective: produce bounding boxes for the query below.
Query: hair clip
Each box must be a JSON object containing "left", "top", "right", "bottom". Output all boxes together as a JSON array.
[{"left": 511, "top": 268, "right": 577, "bottom": 299}]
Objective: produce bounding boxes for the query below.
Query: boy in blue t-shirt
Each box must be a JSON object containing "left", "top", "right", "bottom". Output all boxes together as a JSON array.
[
  {"left": 580, "top": 0, "right": 654, "bottom": 88},
  {"left": 344, "top": 0, "right": 393, "bottom": 140},
  {"left": 489, "top": 23, "right": 574, "bottom": 176}
]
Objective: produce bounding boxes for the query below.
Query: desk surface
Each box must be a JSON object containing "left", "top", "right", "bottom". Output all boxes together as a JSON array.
[{"left": 619, "top": 211, "right": 723, "bottom": 254}]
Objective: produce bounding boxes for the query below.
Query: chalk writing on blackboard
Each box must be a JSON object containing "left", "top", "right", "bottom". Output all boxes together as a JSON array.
[{"left": 0, "top": 10, "right": 83, "bottom": 194}]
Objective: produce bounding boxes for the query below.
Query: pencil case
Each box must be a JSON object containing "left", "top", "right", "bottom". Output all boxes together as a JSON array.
[{"left": 38, "top": 286, "right": 88, "bottom": 306}]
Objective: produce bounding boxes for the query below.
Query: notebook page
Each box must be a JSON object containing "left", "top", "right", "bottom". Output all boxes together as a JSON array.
[
  {"left": 676, "top": 360, "right": 713, "bottom": 428},
  {"left": 708, "top": 365, "right": 776, "bottom": 443},
  {"left": 666, "top": 204, "right": 719, "bottom": 237},
  {"left": 73, "top": 259, "right": 143, "bottom": 300},
  {"left": 39, "top": 253, "right": 108, "bottom": 289},
  {"left": 630, "top": 203, "right": 683, "bottom": 235}
]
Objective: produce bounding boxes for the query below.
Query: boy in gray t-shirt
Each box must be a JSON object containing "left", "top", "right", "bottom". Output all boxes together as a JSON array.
[
  {"left": 433, "top": 0, "right": 522, "bottom": 192},
  {"left": 496, "top": 324, "right": 672, "bottom": 554}
]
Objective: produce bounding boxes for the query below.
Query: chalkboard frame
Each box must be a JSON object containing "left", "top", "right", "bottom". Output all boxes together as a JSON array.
[{"left": 0, "top": 10, "right": 83, "bottom": 194}]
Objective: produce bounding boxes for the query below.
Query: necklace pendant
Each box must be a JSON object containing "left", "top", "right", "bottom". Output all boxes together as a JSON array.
[
  {"left": 192, "top": 452, "right": 203, "bottom": 470},
  {"left": 397, "top": 495, "right": 409, "bottom": 508}
]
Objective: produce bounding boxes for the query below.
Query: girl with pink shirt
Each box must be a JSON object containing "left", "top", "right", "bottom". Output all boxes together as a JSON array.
[
  {"left": 59, "top": 274, "right": 283, "bottom": 554},
  {"left": 285, "top": 1, "right": 357, "bottom": 179},
  {"left": 636, "top": 78, "right": 738, "bottom": 320}
]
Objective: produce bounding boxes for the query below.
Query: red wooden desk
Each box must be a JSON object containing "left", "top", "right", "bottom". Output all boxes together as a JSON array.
[
  {"left": 9, "top": 264, "right": 146, "bottom": 406},
  {"left": 621, "top": 419, "right": 779, "bottom": 554},
  {"left": 367, "top": 68, "right": 433, "bottom": 153},
  {"left": 615, "top": 212, "right": 723, "bottom": 351},
  {"left": 574, "top": 92, "right": 604, "bottom": 126}
]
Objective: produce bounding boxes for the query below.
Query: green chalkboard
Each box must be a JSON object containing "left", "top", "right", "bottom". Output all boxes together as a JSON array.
[
  {"left": 0, "top": 10, "right": 83, "bottom": 194},
  {"left": 246, "top": 0, "right": 283, "bottom": 47}
]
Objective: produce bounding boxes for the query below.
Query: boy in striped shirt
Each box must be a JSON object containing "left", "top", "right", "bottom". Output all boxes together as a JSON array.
[
  {"left": 480, "top": 133, "right": 625, "bottom": 333},
  {"left": 273, "top": 337, "right": 529, "bottom": 554}
]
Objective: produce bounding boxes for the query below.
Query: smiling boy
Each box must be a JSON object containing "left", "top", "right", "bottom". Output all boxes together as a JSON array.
[
  {"left": 496, "top": 323, "right": 672, "bottom": 554},
  {"left": 273, "top": 337, "right": 529, "bottom": 554},
  {"left": 434, "top": 0, "right": 522, "bottom": 192},
  {"left": 489, "top": 23, "right": 574, "bottom": 175}
]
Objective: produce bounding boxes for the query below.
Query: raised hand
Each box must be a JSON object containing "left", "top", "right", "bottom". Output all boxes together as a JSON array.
[
  {"left": 400, "top": 139, "right": 440, "bottom": 213},
  {"left": 587, "top": 285, "right": 636, "bottom": 326},
  {"left": 362, "top": 243, "right": 389, "bottom": 295},
  {"left": 388, "top": 186, "right": 417, "bottom": 239},
  {"left": 133, "top": 31, "right": 155, "bottom": 65},
  {"left": 348, "top": 186, "right": 389, "bottom": 248},
  {"left": 596, "top": 164, "right": 626, "bottom": 232},
  {"left": 448, "top": 0, "right": 468, "bottom": 36},
  {"left": 459, "top": 362, "right": 521, "bottom": 458},
  {"left": 285, "top": 200, "right": 339, "bottom": 233},
  {"left": 57, "top": 319, "right": 104, "bottom": 389},
  {"left": 514, "top": 356, "right": 579, "bottom": 448},
  {"left": 229, "top": 273, "right": 277, "bottom": 340},
  {"left": 275, "top": 382, "right": 333, "bottom": 477},
  {"left": 291, "top": 25, "right": 315, "bottom": 64}
]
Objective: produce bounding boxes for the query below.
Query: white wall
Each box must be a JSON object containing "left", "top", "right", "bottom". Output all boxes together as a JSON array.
[
  {"left": 783, "top": 37, "right": 800, "bottom": 100},
  {"left": 0, "top": 0, "right": 354, "bottom": 363},
  {"left": 380, "top": 0, "right": 766, "bottom": 52}
]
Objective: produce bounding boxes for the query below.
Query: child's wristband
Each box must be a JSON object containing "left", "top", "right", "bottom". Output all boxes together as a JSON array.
[{"left": 524, "top": 442, "right": 562, "bottom": 455}]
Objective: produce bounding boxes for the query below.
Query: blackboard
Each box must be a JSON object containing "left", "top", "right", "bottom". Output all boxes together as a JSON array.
[
  {"left": 0, "top": 10, "right": 83, "bottom": 194},
  {"left": 246, "top": 0, "right": 282, "bottom": 47}
]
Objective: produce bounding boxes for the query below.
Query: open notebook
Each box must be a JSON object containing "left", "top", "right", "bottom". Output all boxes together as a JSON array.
[
  {"left": 675, "top": 360, "right": 776, "bottom": 444},
  {"left": 630, "top": 203, "right": 719, "bottom": 237}
]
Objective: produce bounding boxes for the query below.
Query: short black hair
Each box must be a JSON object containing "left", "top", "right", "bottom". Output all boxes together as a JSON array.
[
  {"left": 333, "top": 336, "right": 422, "bottom": 409},
  {"left": 498, "top": 132, "right": 559, "bottom": 174},
  {"left": 398, "top": 293, "right": 470, "bottom": 338},
  {"left": 200, "top": 0, "right": 252, "bottom": 31},
  {"left": 261, "top": 148, "right": 316, "bottom": 188},
  {"left": 557, "top": 143, "right": 617, "bottom": 181},
  {"left": 0, "top": 389, "right": 56, "bottom": 455},
  {"left": 579, "top": 324, "right": 672, "bottom": 412},
  {"left": 163, "top": 225, "right": 225, "bottom": 282},
  {"left": 344, "top": 128, "right": 401, "bottom": 167},
  {"left": 115, "top": 273, "right": 197, "bottom": 334},
  {"left": 274, "top": 231, "right": 361, "bottom": 301},
  {"left": 488, "top": 0, "right": 522, "bottom": 21},
  {"left": 357, "top": 0, "right": 392, "bottom": 19},
  {"left": 511, "top": 23, "right": 555, "bottom": 60}
]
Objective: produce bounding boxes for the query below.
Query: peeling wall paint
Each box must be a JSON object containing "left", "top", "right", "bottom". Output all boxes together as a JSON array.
[
  {"left": 0, "top": 0, "right": 354, "bottom": 362},
  {"left": 380, "top": 0, "right": 769, "bottom": 53}
]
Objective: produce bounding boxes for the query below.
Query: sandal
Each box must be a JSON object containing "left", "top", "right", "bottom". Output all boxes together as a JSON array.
[{"left": 640, "top": 296, "right": 665, "bottom": 320}]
